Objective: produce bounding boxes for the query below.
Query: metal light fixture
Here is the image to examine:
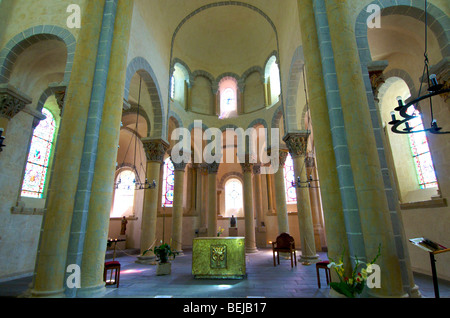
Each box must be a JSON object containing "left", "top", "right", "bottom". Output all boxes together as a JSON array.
[
  {"left": 115, "top": 76, "right": 157, "bottom": 191},
  {"left": 292, "top": 175, "right": 319, "bottom": 189},
  {"left": 388, "top": 0, "right": 450, "bottom": 135}
]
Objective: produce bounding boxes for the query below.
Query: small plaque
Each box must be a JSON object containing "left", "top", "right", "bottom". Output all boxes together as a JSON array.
[{"left": 210, "top": 245, "right": 227, "bottom": 269}]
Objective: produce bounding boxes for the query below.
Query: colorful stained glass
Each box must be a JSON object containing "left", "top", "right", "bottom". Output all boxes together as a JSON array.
[
  {"left": 407, "top": 108, "right": 437, "bottom": 189},
  {"left": 162, "top": 158, "right": 175, "bottom": 207},
  {"left": 284, "top": 153, "right": 297, "bottom": 204},
  {"left": 21, "top": 108, "right": 55, "bottom": 198}
]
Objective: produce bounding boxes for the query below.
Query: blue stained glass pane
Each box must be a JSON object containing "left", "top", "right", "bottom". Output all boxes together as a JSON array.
[{"left": 162, "top": 158, "right": 175, "bottom": 207}]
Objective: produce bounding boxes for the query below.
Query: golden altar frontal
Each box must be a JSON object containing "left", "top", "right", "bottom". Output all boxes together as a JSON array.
[{"left": 192, "top": 237, "right": 246, "bottom": 279}]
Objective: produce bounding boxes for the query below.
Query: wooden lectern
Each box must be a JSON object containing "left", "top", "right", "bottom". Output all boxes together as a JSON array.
[{"left": 409, "top": 237, "right": 449, "bottom": 298}]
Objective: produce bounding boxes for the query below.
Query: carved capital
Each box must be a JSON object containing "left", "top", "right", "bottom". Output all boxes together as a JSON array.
[
  {"left": 253, "top": 164, "right": 261, "bottom": 175},
  {"left": 0, "top": 84, "right": 32, "bottom": 120},
  {"left": 142, "top": 138, "right": 169, "bottom": 163},
  {"left": 171, "top": 160, "right": 188, "bottom": 172},
  {"left": 283, "top": 132, "right": 310, "bottom": 158},
  {"left": 206, "top": 162, "right": 220, "bottom": 174},
  {"left": 367, "top": 60, "right": 388, "bottom": 98},
  {"left": 240, "top": 162, "right": 253, "bottom": 173}
]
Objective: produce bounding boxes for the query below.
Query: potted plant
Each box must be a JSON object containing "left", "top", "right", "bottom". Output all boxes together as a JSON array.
[
  {"left": 143, "top": 241, "right": 178, "bottom": 275},
  {"left": 327, "top": 245, "right": 381, "bottom": 298}
]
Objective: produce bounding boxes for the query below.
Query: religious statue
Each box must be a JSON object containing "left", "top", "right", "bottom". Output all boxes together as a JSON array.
[
  {"left": 120, "top": 216, "right": 128, "bottom": 235},
  {"left": 230, "top": 215, "right": 236, "bottom": 228}
]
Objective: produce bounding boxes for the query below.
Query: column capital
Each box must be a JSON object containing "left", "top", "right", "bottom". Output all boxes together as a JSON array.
[
  {"left": 206, "top": 162, "right": 220, "bottom": 174},
  {"left": 171, "top": 160, "right": 188, "bottom": 172},
  {"left": 283, "top": 131, "right": 310, "bottom": 158},
  {"left": 0, "top": 84, "right": 32, "bottom": 120},
  {"left": 253, "top": 164, "right": 261, "bottom": 175},
  {"left": 142, "top": 138, "right": 169, "bottom": 163},
  {"left": 240, "top": 162, "right": 253, "bottom": 173},
  {"left": 367, "top": 60, "right": 389, "bottom": 98}
]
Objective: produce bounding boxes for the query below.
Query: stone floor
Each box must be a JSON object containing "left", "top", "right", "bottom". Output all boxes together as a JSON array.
[{"left": 1, "top": 248, "right": 449, "bottom": 299}]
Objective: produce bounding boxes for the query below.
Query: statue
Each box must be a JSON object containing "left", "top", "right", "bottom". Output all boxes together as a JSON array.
[
  {"left": 120, "top": 216, "right": 128, "bottom": 235},
  {"left": 230, "top": 215, "right": 236, "bottom": 228}
]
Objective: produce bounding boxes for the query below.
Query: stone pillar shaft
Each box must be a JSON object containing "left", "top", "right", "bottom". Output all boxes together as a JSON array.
[
  {"left": 76, "top": 0, "right": 134, "bottom": 297},
  {"left": 206, "top": 163, "right": 219, "bottom": 237},
  {"left": 325, "top": 0, "right": 403, "bottom": 296},
  {"left": 284, "top": 132, "right": 318, "bottom": 262},
  {"left": 242, "top": 163, "right": 257, "bottom": 253},
  {"left": 273, "top": 150, "right": 289, "bottom": 234},
  {"left": 171, "top": 161, "right": 186, "bottom": 252},
  {"left": 31, "top": 0, "right": 107, "bottom": 297},
  {"left": 139, "top": 139, "right": 168, "bottom": 256},
  {"left": 297, "top": 0, "right": 351, "bottom": 275}
]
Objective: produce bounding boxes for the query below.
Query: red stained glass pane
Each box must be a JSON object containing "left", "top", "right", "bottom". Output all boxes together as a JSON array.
[
  {"left": 284, "top": 154, "right": 297, "bottom": 204},
  {"left": 162, "top": 158, "right": 175, "bottom": 207}
]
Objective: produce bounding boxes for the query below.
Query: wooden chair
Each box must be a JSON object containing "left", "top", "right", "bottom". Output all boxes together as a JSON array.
[
  {"left": 104, "top": 261, "right": 121, "bottom": 288},
  {"left": 272, "top": 233, "right": 297, "bottom": 268},
  {"left": 316, "top": 260, "right": 331, "bottom": 288}
]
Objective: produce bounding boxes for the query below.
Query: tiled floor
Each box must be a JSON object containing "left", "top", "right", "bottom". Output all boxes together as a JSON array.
[{"left": 1, "top": 248, "right": 449, "bottom": 298}]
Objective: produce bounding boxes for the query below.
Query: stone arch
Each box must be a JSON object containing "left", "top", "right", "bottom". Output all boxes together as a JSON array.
[
  {"left": 218, "top": 171, "right": 244, "bottom": 190},
  {"left": 168, "top": 110, "right": 184, "bottom": 129},
  {"left": 355, "top": 1, "right": 450, "bottom": 64},
  {"left": 377, "top": 69, "right": 417, "bottom": 103},
  {"left": 0, "top": 25, "right": 76, "bottom": 84},
  {"left": 124, "top": 57, "right": 166, "bottom": 140},
  {"left": 122, "top": 106, "right": 151, "bottom": 138}
]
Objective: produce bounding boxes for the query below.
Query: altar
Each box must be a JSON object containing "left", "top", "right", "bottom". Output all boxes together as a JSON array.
[{"left": 192, "top": 237, "right": 246, "bottom": 279}]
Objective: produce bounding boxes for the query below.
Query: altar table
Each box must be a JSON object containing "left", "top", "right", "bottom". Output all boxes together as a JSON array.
[{"left": 192, "top": 237, "right": 246, "bottom": 279}]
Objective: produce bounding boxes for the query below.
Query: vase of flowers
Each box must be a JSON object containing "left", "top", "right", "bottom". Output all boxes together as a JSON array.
[
  {"left": 217, "top": 226, "right": 224, "bottom": 237},
  {"left": 327, "top": 245, "right": 381, "bottom": 298}
]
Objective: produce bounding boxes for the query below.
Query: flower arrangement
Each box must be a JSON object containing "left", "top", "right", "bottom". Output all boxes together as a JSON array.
[
  {"left": 217, "top": 226, "right": 224, "bottom": 237},
  {"left": 327, "top": 245, "right": 381, "bottom": 298}
]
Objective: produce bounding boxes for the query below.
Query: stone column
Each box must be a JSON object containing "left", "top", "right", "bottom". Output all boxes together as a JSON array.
[
  {"left": 297, "top": 0, "right": 351, "bottom": 277},
  {"left": 284, "top": 132, "right": 319, "bottom": 263},
  {"left": 171, "top": 159, "right": 187, "bottom": 253},
  {"left": 271, "top": 148, "right": 289, "bottom": 234},
  {"left": 74, "top": 0, "right": 134, "bottom": 297},
  {"left": 137, "top": 138, "right": 169, "bottom": 261},
  {"left": 305, "top": 153, "right": 326, "bottom": 251},
  {"left": 241, "top": 162, "right": 258, "bottom": 253},
  {"left": 206, "top": 162, "right": 220, "bottom": 237},
  {"left": 253, "top": 164, "right": 263, "bottom": 226},
  {"left": 265, "top": 172, "right": 275, "bottom": 214},
  {"left": 324, "top": 0, "right": 404, "bottom": 297},
  {"left": 31, "top": 0, "right": 107, "bottom": 298}
]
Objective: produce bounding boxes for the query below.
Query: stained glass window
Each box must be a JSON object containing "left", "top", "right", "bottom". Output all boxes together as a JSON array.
[
  {"left": 407, "top": 108, "right": 438, "bottom": 189},
  {"left": 170, "top": 74, "right": 175, "bottom": 99},
  {"left": 112, "top": 169, "right": 136, "bottom": 217},
  {"left": 284, "top": 153, "right": 297, "bottom": 204},
  {"left": 162, "top": 157, "right": 175, "bottom": 207},
  {"left": 21, "top": 108, "right": 56, "bottom": 198},
  {"left": 225, "top": 178, "right": 243, "bottom": 217}
]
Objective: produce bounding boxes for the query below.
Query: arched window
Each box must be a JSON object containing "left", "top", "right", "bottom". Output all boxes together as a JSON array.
[
  {"left": 284, "top": 153, "right": 297, "bottom": 204},
  {"left": 21, "top": 108, "right": 56, "bottom": 198},
  {"left": 112, "top": 169, "right": 136, "bottom": 217},
  {"left": 162, "top": 157, "right": 175, "bottom": 207},
  {"left": 224, "top": 178, "right": 243, "bottom": 217},
  {"left": 219, "top": 77, "right": 238, "bottom": 119},
  {"left": 170, "top": 74, "right": 175, "bottom": 99},
  {"left": 266, "top": 55, "right": 281, "bottom": 106},
  {"left": 406, "top": 107, "right": 437, "bottom": 189}
]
